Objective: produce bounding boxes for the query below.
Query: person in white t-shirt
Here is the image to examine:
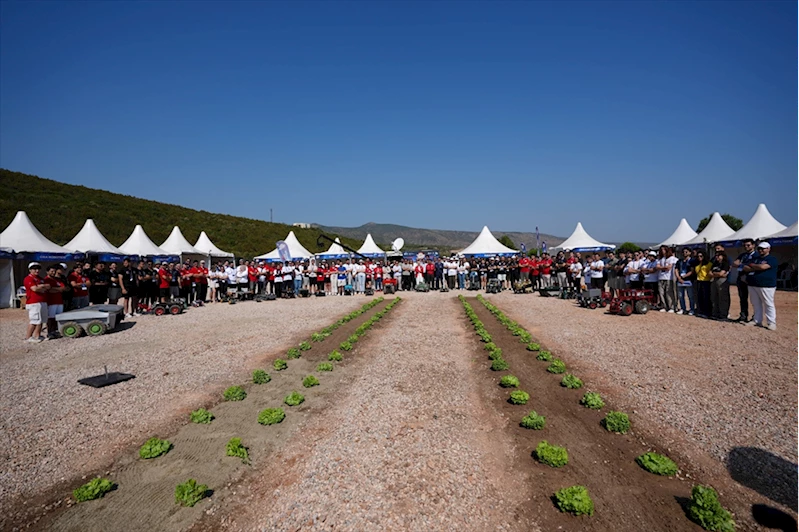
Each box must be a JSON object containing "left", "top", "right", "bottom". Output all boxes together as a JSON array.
[
  {"left": 656, "top": 246, "right": 679, "bottom": 312},
  {"left": 447, "top": 259, "right": 457, "bottom": 290},
  {"left": 589, "top": 253, "right": 604, "bottom": 289},
  {"left": 355, "top": 260, "right": 366, "bottom": 293},
  {"left": 623, "top": 251, "right": 644, "bottom": 289},
  {"left": 642, "top": 250, "right": 659, "bottom": 294},
  {"left": 569, "top": 260, "right": 584, "bottom": 290}
]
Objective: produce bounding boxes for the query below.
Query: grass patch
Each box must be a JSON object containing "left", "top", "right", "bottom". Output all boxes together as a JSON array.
[
  {"left": 580, "top": 392, "right": 605, "bottom": 410},
  {"left": 636, "top": 452, "right": 678, "bottom": 476},
  {"left": 284, "top": 391, "right": 305, "bottom": 406},
  {"left": 520, "top": 411, "right": 546, "bottom": 430},
  {"left": 554, "top": 485, "right": 594, "bottom": 516},
  {"left": 258, "top": 408, "right": 285, "bottom": 425},
  {"left": 139, "top": 437, "right": 172, "bottom": 459},
  {"left": 252, "top": 369, "right": 271, "bottom": 384},
  {"left": 223, "top": 385, "right": 247, "bottom": 401},
  {"left": 602, "top": 411, "right": 631, "bottom": 434},
  {"left": 534, "top": 440, "right": 569, "bottom": 467},
  {"left": 175, "top": 479, "right": 208, "bottom": 507},
  {"left": 190, "top": 408, "right": 214, "bottom": 424},
  {"left": 73, "top": 478, "right": 114, "bottom": 502}
]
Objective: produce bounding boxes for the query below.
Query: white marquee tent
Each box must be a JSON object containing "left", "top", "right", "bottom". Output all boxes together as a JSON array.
[
  {"left": 658, "top": 218, "right": 697, "bottom": 247},
  {"left": 356, "top": 234, "right": 386, "bottom": 257},
  {"left": 255, "top": 231, "right": 313, "bottom": 262},
  {"left": 0, "top": 211, "right": 72, "bottom": 256},
  {"left": 118, "top": 225, "right": 173, "bottom": 258},
  {"left": 719, "top": 204, "right": 786, "bottom": 245},
  {"left": 64, "top": 219, "right": 125, "bottom": 259},
  {"left": 765, "top": 221, "right": 798, "bottom": 244},
  {"left": 317, "top": 237, "right": 350, "bottom": 260},
  {"left": 680, "top": 212, "right": 735, "bottom": 247},
  {"left": 160, "top": 226, "right": 203, "bottom": 258},
  {"left": 460, "top": 226, "right": 518, "bottom": 257},
  {"left": 551, "top": 222, "right": 614, "bottom": 252},
  {"left": 194, "top": 231, "right": 234, "bottom": 258}
]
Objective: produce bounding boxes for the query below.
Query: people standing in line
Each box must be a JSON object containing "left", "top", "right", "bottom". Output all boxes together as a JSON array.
[
  {"left": 106, "top": 262, "right": 121, "bottom": 304},
  {"left": 674, "top": 247, "right": 696, "bottom": 315},
  {"left": 569, "top": 257, "right": 583, "bottom": 291},
  {"left": 589, "top": 253, "right": 604, "bottom": 289},
  {"left": 694, "top": 251, "right": 713, "bottom": 318},
  {"left": 23, "top": 263, "right": 49, "bottom": 343},
  {"left": 555, "top": 252, "right": 568, "bottom": 289},
  {"left": 157, "top": 262, "right": 171, "bottom": 303},
  {"left": 120, "top": 258, "right": 138, "bottom": 316},
  {"left": 88, "top": 262, "right": 110, "bottom": 305},
  {"left": 742, "top": 241, "right": 778, "bottom": 330},
  {"left": 656, "top": 246, "right": 679, "bottom": 313},
  {"left": 710, "top": 249, "right": 731, "bottom": 320},
  {"left": 69, "top": 264, "right": 91, "bottom": 309},
  {"left": 44, "top": 264, "right": 67, "bottom": 339},
  {"left": 57, "top": 263, "right": 73, "bottom": 311},
  {"left": 539, "top": 253, "right": 553, "bottom": 288},
  {"left": 732, "top": 239, "right": 756, "bottom": 322},
  {"left": 624, "top": 250, "right": 645, "bottom": 289},
  {"left": 607, "top": 251, "right": 623, "bottom": 298},
  {"left": 642, "top": 250, "right": 659, "bottom": 295}
]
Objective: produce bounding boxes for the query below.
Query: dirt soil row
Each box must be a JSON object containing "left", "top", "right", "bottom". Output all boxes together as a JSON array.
[
  {"left": 464, "top": 296, "right": 772, "bottom": 532},
  {"left": 25, "top": 298, "right": 393, "bottom": 532}
]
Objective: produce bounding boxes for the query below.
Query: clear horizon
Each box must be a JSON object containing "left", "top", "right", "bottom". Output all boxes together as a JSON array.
[{"left": 1, "top": 2, "right": 796, "bottom": 242}]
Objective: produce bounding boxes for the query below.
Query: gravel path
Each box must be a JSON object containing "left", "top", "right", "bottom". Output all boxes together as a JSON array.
[
  {"left": 489, "top": 288, "right": 798, "bottom": 510},
  {"left": 0, "top": 297, "right": 364, "bottom": 514},
  {"left": 217, "top": 293, "right": 534, "bottom": 531}
]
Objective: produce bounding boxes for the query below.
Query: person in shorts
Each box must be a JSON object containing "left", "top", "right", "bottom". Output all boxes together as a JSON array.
[
  {"left": 24, "top": 262, "right": 49, "bottom": 343},
  {"left": 44, "top": 264, "right": 67, "bottom": 339}
]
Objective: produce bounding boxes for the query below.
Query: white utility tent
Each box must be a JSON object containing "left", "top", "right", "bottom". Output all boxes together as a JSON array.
[
  {"left": 255, "top": 231, "right": 313, "bottom": 262},
  {"left": 460, "top": 226, "right": 518, "bottom": 257},
  {"left": 356, "top": 234, "right": 386, "bottom": 257},
  {"left": 160, "top": 226, "right": 203, "bottom": 258},
  {"left": 118, "top": 225, "right": 172, "bottom": 258},
  {"left": 64, "top": 219, "right": 125, "bottom": 258},
  {"left": 0, "top": 211, "right": 72, "bottom": 255},
  {"left": 317, "top": 237, "right": 350, "bottom": 260},
  {"left": 194, "top": 231, "right": 234, "bottom": 258},
  {"left": 680, "top": 212, "right": 735, "bottom": 247},
  {"left": 765, "top": 221, "right": 798, "bottom": 243},
  {"left": 658, "top": 218, "right": 697, "bottom": 247},
  {"left": 0, "top": 247, "right": 15, "bottom": 308},
  {"left": 719, "top": 204, "right": 786, "bottom": 245},
  {"left": 551, "top": 222, "right": 614, "bottom": 252}
]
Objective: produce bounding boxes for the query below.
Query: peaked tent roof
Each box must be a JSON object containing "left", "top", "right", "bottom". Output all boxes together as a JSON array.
[
  {"left": 356, "top": 234, "right": 386, "bottom": 257},
  {"left": 0, "top": 211, "right": 71, "bottom": 254},
  {"left": 550, "top": 222, "right": 615, "bottom": 252},
  {"left": 254, "top": 231, "right": 313, "bottom": 261},
  {"left": 765, "top": 221, "right": 798, "bottom": 245},
  {"left": 64, "top": 219, "right": 125, "bottom": 255},
  {"left": 658, "top": 218, "right": 697, "bottom": 247},
  {"left": 719, "top": 204, "right": 786, "bottom": 244},
  {"left": 119, "top": 225, "right": 171, "bottom": 257},
  {"left": 317, "top": 237, "right": 350, "bottom": 259},
  {"left": 460, "top": 226, "right": 518, "bottom": 256},
  {"left": 680, "top": 212, "right": 735, "bottom": 246},
  {"left": 194, "top": 231, "right": 234, "bottom": 258},
  {"left": 160, "top": 226, "right": 202, "bottom": 255}
]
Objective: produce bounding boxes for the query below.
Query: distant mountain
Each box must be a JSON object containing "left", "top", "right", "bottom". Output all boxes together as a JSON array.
[{"left": 317, "top": 222, "right": 564, "bottom": 252}]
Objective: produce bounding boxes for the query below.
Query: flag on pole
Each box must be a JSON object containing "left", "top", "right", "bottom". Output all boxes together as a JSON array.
[
  {"left": 535, "top": 227, "right": 541, "bottom": 257},
  {"left": 276, "top": 240, "right": 291, "bottom": 262},
  {"left": 542, "top": 241, "right": 547, "bottom": 254},
  {"left": 520, "top": 242, "right": 527, "bottom": 254}
]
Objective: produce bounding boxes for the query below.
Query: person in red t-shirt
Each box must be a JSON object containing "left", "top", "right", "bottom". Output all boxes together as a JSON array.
[
  {"left": 518, "top": 256, "right": 532, "bottom": 284},
  {"left": 374, "top": 264, "right": 384, "bottom": 291},
  {"left": 44, "top": 264, "right": 68, "bottom": 339},
  {"left": 24, "top": 263, "right": 49, "bottom": 342},
  {"left": 68, "top": 264, "right": 91, "bottom": 309},
  {"left": 247, "top": 262, "right": 257, "bottom": 294},
  {"left": 158, "top": 263, "right": 171, "bottom": 302},
  {"left": 539, "top": 253, "right": 553, "bottom": 288}
]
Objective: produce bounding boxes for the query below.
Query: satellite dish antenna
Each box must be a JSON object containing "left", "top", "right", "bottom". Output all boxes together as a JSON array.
[{"left": 391, "top": 238, "right": 404, "bottom": 252}]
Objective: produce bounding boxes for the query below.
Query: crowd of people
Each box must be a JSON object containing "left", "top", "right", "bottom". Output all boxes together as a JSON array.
[{"left": 20, "top": 239, "right": 781, "bottom": 343}]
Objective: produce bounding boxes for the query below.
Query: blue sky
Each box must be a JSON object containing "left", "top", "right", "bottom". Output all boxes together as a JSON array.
[{"left": 1, "top": 1, "right": 795, "bottom": 242}]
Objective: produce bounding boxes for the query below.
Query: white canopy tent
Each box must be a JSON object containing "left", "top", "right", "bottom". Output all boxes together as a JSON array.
[
  {"left": 0, "top": 211, "right": 73, "bottom": 256},
  {"left": 160, "top": 226, "right": 203, "bottom": 259},
  {"left": 64, "top": 219, "right": 125, "bottom": 259},
  {"left": 194, "top": 231, "right": 234, "bottom": 258},
  {"left": 460, "top": 226, "right": 518, "bottom": 257},
  {"left": 356, "top": 234, "right": 386, "bottom": 257},
  {"left": 0, "top": 247, "right": 14, "bottom": 308},
  {"left": 550, "top": 222, "right": 614, "bottom": 252},
  {"left": 254, "top": 231, "right": 313, "bottom": 262},
  {"left": 719, "top": 204, "right": 786, "bottom": 245},
  {"left": 765, "top": 221, "right": 798, "bottom": 245},
  {"left": 118, "top": 225, "right": 173, "bottom": 259},
  {"left": 317, "top": 237, "right": 350, "bottom": 260},
  {"left": 680, "top": 212, "right": 735, "bottom": 247},
  {"left": 658, "top": 218, "right": 697, "bottom": 247}
]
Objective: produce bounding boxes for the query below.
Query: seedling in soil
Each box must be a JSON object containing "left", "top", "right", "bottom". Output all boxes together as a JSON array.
[
  {"left": 602, "top": 411, "right": 631, "bottom": 434},
  {"left": 328, "top": 351, "right": 343, "bottom": 362},
  {"left": 190, "top": 408, "right": 214, "bottom": 424},
  {"left": 139, "top": 437, "right": 172, "bottom": 459},
  {"left": 547, "top": 359, "right": 566, "bottom": 374},
  {"left": 287, "top": 347, "right": 301, "bottom": 359},
  {"left": 687, "top": 485, "right": 735, "bottom": 532},
  {"left": 526, "top": 342, "right": 541, "bottom": 351},
  {"left": 303, "top": 375, "right": 320, "bottom": 388},
  {"left": 520, "top": 411, "right": 546, "bottom": 430},
  {"left": 488, "top": 347, "right": 503, "bottom": 361},
  {"left": 258, "top": 408, "right": 285, "bottom": 425},
  {"left": 299, "top": 341, "right": 312, "bottom": 351},
  {"left": 509, "top": 390, "right": 530, "bottom": 405},
  {"left": 311, "top": 332, "right": 327, "bottom": 342},
  {"left": 339, "top": 341, "right": 353, "bottom": 351},
  {"left": 484, "top": 342, "right": 498, "bottom": 352},
  {"left": 537, "top": 350, "right": 553, "bottom": 361},
  {"left": 347, "top": 334, "right": 359, "bottom": 344},
  {"left": 223, "top": 385, "right": 247, "bottom": 401},
  {"left": 317, "top": 362, "right": 334, "bottom": 372},
  {"left": 519, "top": 331, "right": 532, "bottom": 344},
  {"left": 580, "top": 392, "right": 605, "bottom": 410},
  {"left": 636, "top": 452, "right": 678, "bottom": 476},
  {"left": 491, "top": 358, "right": 510, "bottom": 371},
  {"left": 225, "top": 437, "right": 249, "bottom": 464},
  {"left": 561, "top": 374, "right": 583, "bottom": 389},
  {"left": 273, "top": 359, "right": 288, "bottom": 371},
  {"left": 534, "top": 440, "right": 569, "bottom": 467},
  {"left": 554, "top": 485, "right": 594, "bottom": 516},
  {"left": 175, "top": 479, "right": 208, "bottom": 507},
  {"left": 73, "top": 478, "right": 114, "bottom": 502},
  {"left": 499, "top": 375, "right": 520, "bottom": 388},
  {"left": 284, "top": 391, "right": 305, "bottom": 406},
  {"left": 252, "top": 369, "right": 271, "bottom": 384}
]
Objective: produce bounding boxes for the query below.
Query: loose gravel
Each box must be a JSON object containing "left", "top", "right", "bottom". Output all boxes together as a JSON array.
[{"left": 0, "top": 297, "right": 363, "bottom": 513}]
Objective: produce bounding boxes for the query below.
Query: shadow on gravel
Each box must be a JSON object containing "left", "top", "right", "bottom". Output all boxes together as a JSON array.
[
  {"left": 727, "top": 447, "right": 798, "bottom": 512},
  {"left": 114, "top": 321, "right": 137, "bottom": 333},
  {"left": 751, "top": 504, "right": 797, "bottom": 531}
]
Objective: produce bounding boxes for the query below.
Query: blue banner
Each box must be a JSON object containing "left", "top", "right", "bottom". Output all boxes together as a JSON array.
[{"left": 276, "top": 240, "right": 291, "bottom": 262}]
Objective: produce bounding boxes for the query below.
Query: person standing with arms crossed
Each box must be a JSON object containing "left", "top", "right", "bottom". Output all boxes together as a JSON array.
[
  {"left": 732, "top": 238, "right": 755, "bottom": 322},
  {"left": 743, "top": 242, "right": 778, "bottom": 330}
]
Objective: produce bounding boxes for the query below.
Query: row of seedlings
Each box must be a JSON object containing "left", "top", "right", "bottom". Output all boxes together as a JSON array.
[
  {"left": 71, "top": 297, "right": 402, "bottom": 509},
  {"left": 474, "top": 294, "right": 735, "bottom": 530}
]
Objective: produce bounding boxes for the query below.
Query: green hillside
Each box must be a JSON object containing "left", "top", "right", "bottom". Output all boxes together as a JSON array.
[{"left": 0, "top": 169, "right": 361, "bottom": 259}]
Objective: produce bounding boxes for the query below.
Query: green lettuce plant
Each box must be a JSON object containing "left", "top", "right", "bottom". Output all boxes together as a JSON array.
[
  {"left": 273, "top": 358, "right": 288, "bottom": 371},
  {"left": 225, "top": 437, "right": 249, "bottom": 464},
  {"left": 139, "top": 437, "right": 172, "bottom": 459},
  {"left": 347, "top": 334, "right": 359, "bottom": 344},
  {"left": 303, "top": 375, "right": 320, "bottom": 387},
  {"left": 317, "top": 362, "right": 334, "bottom": 372},
  {"left": 339, "top": 341, "right": 353, "bottom": 351},
  {"left": 491, "top": 358, "right": 509, "bottom": 371},
  {"left": 561, "top": 374, "right": 583, "bottom": 389},
  {"left": 509, "top": 390, "right": 530, "bottom": 405},
  {"left": 499, "top": 375, "right": 520, "bottom": 388},
  {"left": 328, "top": 351, "right": 343, "bottom": 362},
  {"left": 534, "top": 440, "right": 568, "bottom": 467},
  {"left": 175, "top": 479, "right": 208, "bottom": 507},
  {"left": 488, "top": 347, "right": 503, "bottom": 361},
  {"left": 554, "top": 485, "right": 594, "bottom": 516},
  {"left": 526, "top": 342, "right": 540, "bottom": 351},
  {"left": 284, "top": 391, "right": 305, "bottom": 406},
  {"left": 311, "top": 332, "right": 327, "bottom": 342},
  {"left": 580, "top": 392, "right": 605, "bottom": 410},
  {"left": 687, "top": 485, "right": 736, "bottom": 532},
  {"left": 299, "top": 341, "right": 312, "bottom": 351},
  {"left": 537, "top": 350, "right": 553, "bottom": 361},
  {"left": 258, "top": 408, "right": 285, "bottom": 425},
  {"left": 190, "top": 408, "right": 214, "bottom": 424},
  {"left": 252, "top": 369, "right": 271, "bottom": 384},
  {"left": 287, "top": 347, "right": 301, "bottom": 359},
  {"left": 223, "top": 385, "right": 247, "bottom": 401},
  {"left": 602, "top": 411, "right": 630, "bottom": 434},
  {"left": 547, "top": 359, "right": 566, "bottom": 374},
  {"left": 73, "top": 477, "right": 114, "bottom": 502},
  {"left": 636, "top": 452, "right": 678, "bottom": 476},
  {"left": 520, "top": 411, "right": 546, "bottom": 430}
]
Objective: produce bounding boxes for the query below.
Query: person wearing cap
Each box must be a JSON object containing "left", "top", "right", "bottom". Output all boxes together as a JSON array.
[
  {"left": 742, "top": 242, "right": 778, "bottom": 330},
  {"left": 641, "top": 250, "right": 659, "bottom": 295},
  {"left": 44, "top": 264, "right": 67, "bottom": 338},
  {"left": 731, "top": 238, "right": 756, "bottom": 322},
  {"left": 23, "top": 263, "right": 49, "bottom": 342}
]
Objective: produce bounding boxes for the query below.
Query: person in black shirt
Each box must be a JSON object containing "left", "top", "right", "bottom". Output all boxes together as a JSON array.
[
  {"left": 710, "top": 250, "right": 730, "bottom": 320},
  {"left": 732, "top": 238, "right": 755, "bottom": 322},
  {"left": 88, "top": 263, "right": 110, "bottom": 305},
  {"left": 107, "top": 262, "right": 121, "bottom": 304},
  {"left": 120, "top": 258, "right": 139, "bottom": 316}
]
